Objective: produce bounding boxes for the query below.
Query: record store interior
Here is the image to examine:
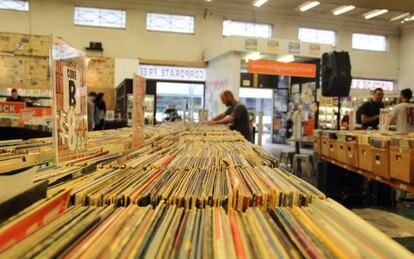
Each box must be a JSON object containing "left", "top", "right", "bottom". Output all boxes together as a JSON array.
[{"left": 1, "top": 0, "right": 414, "bottom": 257}]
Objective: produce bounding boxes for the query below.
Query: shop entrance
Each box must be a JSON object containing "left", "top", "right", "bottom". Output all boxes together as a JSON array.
[
  {"left": 155, "top": 82, "right": 204, "bottom": 123},
  {"left": 239, "top": 88, "right": 273, "bottom": 144}
]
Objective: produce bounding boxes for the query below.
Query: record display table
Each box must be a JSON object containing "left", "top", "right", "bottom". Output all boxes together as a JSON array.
[{"left": 318, "top": 155, "right": 414, "bottom": 193}]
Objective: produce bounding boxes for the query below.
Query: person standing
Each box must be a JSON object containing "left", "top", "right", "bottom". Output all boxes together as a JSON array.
[
  {"left": 389, "top": 88, "right": 414, "bottom": 133},
  {"left": 94, "top": 92, "right": 106, "bottom": 130},
  {"left": 87, "top": 92, "right": 96, "bottom": 131},
  {"left": 357, "top": 88, "right": 384, "bottom": 129},
  {"left": 6, "top": 88, "right": 24, "bottom": 102},
  {"left": 207, "top": 90, "right": 252, "bottom": 142}
]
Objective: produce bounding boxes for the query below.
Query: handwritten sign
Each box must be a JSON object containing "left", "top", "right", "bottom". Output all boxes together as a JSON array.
[
  {"left": 50, "top": 37, "right": 88, "bottom": 164},
  {"left": 132, "top": 73, "right": 146, "bottom": 148}
]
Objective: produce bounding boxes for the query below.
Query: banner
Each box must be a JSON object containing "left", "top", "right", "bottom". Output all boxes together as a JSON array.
[
  {"left": 50, "top": 37, "right": 88, "bottom": 164},
  {"left": 248, "top": 60, "right": 316, "bottom": 78},
  {"left": 132, "top": 73, "right": 146, "bottom": 148},
  {"left": 0, "top": 102, "right": 25, "bottom": 114}
]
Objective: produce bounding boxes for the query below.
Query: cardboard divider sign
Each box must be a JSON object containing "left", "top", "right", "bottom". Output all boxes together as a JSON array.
[
  {"left": 248, "top": 60, "right": 316, "bottom": 78},
  {"left": 50, "top": 37, "right": 88, "bottom": 164},
  {"left": 132, "top": 74, "right": 146, "bottom": 148}
]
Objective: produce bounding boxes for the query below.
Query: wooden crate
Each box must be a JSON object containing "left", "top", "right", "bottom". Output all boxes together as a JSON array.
[
  {"left": 390, "top": 147, "right": 414, "bottom": 183},
  {"left": 371, "top": 147, "right": 390, "bottom": 179},
  {"left": 314, "top": 137, "right": 322, "bottom": 154},
  {"left": 358, "top": 144, "right": 372, "bottom": 172}
]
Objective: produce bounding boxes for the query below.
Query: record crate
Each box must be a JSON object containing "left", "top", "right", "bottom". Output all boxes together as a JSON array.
[
  {"left": 324, "top": 131, "right": 338, "bottom": 159},
  {"left": 370, "top": 136, "right": 391, "bottom": 179},
  {"left": 389, "top": 137, "right": 414, "bottom": 183},
  {"left": 357, "top": 134, "right": 372, "bottom": 172},
  {"left": 313, "top": 130, "right": 322, "bottom": 154},
  {"left": 321, "top": 132, "right": 330, "bottom": 157}
]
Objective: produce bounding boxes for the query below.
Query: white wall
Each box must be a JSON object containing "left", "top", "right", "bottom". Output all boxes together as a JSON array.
[
  {"left": 0, "top": 0, "right": 401, "bottom": 81},
  {"left": 399, "top": 25, "right": 414, "bottom": 90},
  {"left": 205, "top": 52, "right": 241, "bottom": 118},
  {"left": 114, "top": 58, "right": 139, "bottom": 87}
]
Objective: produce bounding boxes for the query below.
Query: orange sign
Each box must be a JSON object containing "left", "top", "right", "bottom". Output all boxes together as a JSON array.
[
  {"left": 248, "top": 60, "right": 316, "bottom": 78},
  {"left": 0, "top": 102, "right": 26, "bottom": 114}
]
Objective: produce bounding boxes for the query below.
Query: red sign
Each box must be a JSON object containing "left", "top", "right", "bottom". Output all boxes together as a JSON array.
[
  {"left": 248, "top": 60, "right": 316, "bottom": 78},
  {"left": 0, "top": 102, "right": 26, "bottom": 114}
]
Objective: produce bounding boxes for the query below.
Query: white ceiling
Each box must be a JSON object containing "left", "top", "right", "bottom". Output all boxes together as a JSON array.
[{"left": 56, "top": 0, "right": 414, "bottom": 28}]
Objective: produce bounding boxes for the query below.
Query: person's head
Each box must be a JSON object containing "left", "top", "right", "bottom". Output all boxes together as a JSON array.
[
  {"left": 11, "top": 88, "right": 18, "bottom": 100},
  {"left": 400, "top": 88, "right": 412, "bottom": 102},
  {"left": 220, "top": 90, "right": 236, "bottom": 107},
  {"left": 88, "top": 91, "right": 97, "bottom": 102},
  {"left": 372, "top": 88, "right": 384, "bottom": 103},
  {"left": 96, "top": 93, "right": 104, "bottom": 101}
]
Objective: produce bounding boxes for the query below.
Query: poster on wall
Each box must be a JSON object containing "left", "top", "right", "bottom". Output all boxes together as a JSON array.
[
  {"left": 309, "top": 44, "right": 321, "bottom": 56},
  {"left": 245, "top": 38, "right": 258, "bottom": 50},
  {"left": 205, "top": 79, "right": 228, "bottom": 118},
  {"left": 132, "top": 73, "right": 146, "bottom": 148},
  {"left": 50, "top": 37, "right": 88, "bottom": 164},
  {"left": 288, "top": 42, "right": 301, "bottom": 54},
  {"left": 267, "top": 39, "right": 279, "bottom": 52}
]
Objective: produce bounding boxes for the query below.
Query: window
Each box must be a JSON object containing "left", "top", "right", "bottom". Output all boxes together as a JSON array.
[
  {"left": 298, "top": 28, "right": 336, "bottom": 46},
  {"left": 0, "top": 0, "right": 28, "bottom": 11},
  {"left": 351, "top": 78, "right": 395, "bottom": 91},
  {"left": 223, "top": 20, "right": 272, "bottom": 38},
  {"left": 146, "top": 13, "right": 195, "bottom": 34},
  {"left": 352, "top": 33, "right": 387, "bottom": 52},
  {"left": 74, "top": 6, "right": 126, "bottom": 29}
]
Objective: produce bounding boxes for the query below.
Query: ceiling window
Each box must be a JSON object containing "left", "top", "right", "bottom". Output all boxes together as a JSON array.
[
  {"left": 352, "top": 33, "right": 388, "bottom": 52},
  {"left": 223, "top": 20, "right": 272, "bottom": 38},
  {"left": 0, "top": 0, "right": 29, "bottom": 11},
  {"left": 146, "top": 13, "right": 195, "bottom": 34},
  {"left": 298, "top": 28, "right": 336, "bottom": 46},
  {"left": 74, "top": 6, "right": 126, "bottom": 29}
]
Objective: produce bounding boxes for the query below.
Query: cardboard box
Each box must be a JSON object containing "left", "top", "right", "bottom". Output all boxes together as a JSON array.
[
  {"left": 336, "top": 141, "right": 347, "bottom": 163},
  {"left": 328, "top": 139, "right": 337, "bottom": 159},
  {"left": 346, "top": 142, "right": 359, "bottom": 167},
  {"left": 390, "top": 147, "right": 414, "bottom": 183},
  {"left": 371, "top": 147, "right": 390, "bottom": 179},
  {"left": 314, "top": 136, "right": 322, "bottom": 154},
  {"left": 358, "top": 144, "right": 372, "bottom": 172},
  {"left": 321, "top": 137, "right": 330, "bottom": 157}
]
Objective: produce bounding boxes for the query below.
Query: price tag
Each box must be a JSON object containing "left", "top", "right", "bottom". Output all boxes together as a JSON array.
[
  {"left": 400, "top": 184, "right": 407, "bottom": 191},
  {"left": 51, "top": 37, "right": 88, "bottom": 164}
]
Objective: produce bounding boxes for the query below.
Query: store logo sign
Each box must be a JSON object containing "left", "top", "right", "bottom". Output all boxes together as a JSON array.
[{"left": 139, "top": 65, "right": 206, "bottom": 82}]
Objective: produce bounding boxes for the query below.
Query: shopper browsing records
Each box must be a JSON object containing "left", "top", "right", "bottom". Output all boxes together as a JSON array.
[
  {"left": 6, "top": 88, "right": 24, "bottom": 102},
  {"left": 94, "top": 92, "right": 106, "bottom": 130},
  {"left": 389, "top": 88, "right": 414, "bottom": 133},
  {"left": 87, "top": 92, "right": 96, "bottom": 131},
  {"left": 357, "top": 88, "right": 384, "bottom": 129},
  {"left": 207, "top": 90, "right": 252, "bottom": 142}
]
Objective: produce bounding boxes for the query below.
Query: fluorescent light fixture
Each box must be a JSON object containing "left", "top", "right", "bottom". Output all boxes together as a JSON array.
[
  {"left": 253, "top": 0, "right": 268, "bottom": 7},
  {"left": 390, "top": 12, "right": 410, "bottom": 21},
  {"left": 299, "top": 1, "right": 320, "bottom": 12},
  {"left": 332, "top": 5, "right": 355, "bottom": 16},
  {"left": 245, "top": 52, "right": 262, "bottom": 61},
  {"left": 277, "top": 55, "right": 295, "bottom": 63},
  {"left": 363, "top": 9, "right": 388, "bottom": 20}
]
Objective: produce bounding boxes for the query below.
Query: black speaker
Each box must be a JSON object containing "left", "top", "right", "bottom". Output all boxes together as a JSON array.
[
  {"left": 321, "top": 51, "right": 352, "bottom": 97},
  {"left": 86, "top": 42, "right": 103, "bottom": 51}
]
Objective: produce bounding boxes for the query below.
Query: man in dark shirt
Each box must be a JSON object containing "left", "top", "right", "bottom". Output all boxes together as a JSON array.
[
  {"left": 208, "top": 90, "right": 252, "bottom": 142},
  {"left": 358, "top": 88, "right": 384, "bottom": 129},
  {"left": 6, "top": 88, "right": 24, "bottom": 102}
]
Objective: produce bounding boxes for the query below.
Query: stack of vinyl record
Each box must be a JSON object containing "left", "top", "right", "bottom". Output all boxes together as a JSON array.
[{"left": 0, "top": 197, "right": 410, "bottom": 258}]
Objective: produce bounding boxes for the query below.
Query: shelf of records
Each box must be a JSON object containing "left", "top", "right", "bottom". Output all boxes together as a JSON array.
[
  {"left": 0, "top": 88, "right": 52, "bottom": 107},
  {"left": 0, "top": 125, "right": 412, "bottom": 258},
  {"left": 314, "top": 130, "right": 414, "bottom": 190}
]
